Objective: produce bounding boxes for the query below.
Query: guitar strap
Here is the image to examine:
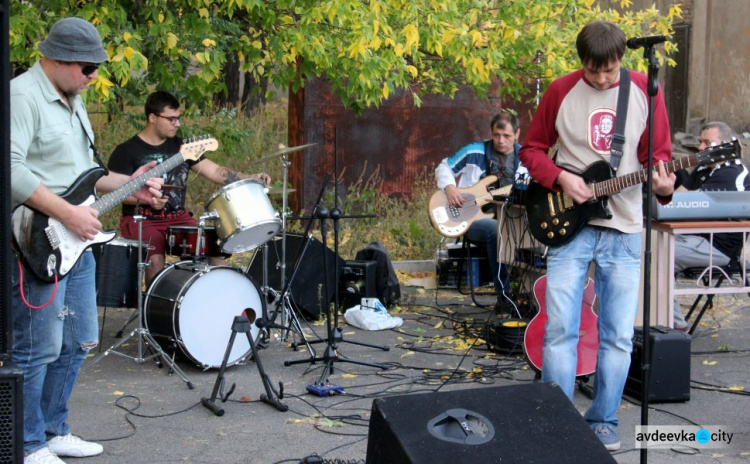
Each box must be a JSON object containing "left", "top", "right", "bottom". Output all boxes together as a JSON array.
[
  {"left": 609, "top": 68, "right": 630, "bottom": 173},
  {"left": 484, "top": 139, "right": 493, "bottom": 175},
  {"left": 75, "top": 111, "right": 110, "bottom": 175}
]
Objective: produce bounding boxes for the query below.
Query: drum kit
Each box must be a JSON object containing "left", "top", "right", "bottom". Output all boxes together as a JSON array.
[{"left": 87, "top": 143, "right": 316, "bottom": 381}]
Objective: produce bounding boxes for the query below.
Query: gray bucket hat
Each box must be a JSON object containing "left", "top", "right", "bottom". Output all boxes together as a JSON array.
[{"left": 39, "top": 17, "right": 108, "bottom": 64}]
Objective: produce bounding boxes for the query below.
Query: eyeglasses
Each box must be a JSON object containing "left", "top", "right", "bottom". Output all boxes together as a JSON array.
[
  {"left": 157, "top": 115, "right": 182, "bottom": 125},
  {"left": 77, "top": 63, "right": 99, "bottom": 76}
]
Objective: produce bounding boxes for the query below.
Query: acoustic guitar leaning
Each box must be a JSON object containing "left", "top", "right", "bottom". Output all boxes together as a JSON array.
[
  {"left": 524, "top": 275, "right": 599, "bottom": 376},
  {"left": 427, "top": 175, "right": 514, "bottom": 238}
]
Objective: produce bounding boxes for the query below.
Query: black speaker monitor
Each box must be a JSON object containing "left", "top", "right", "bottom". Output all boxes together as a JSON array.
[
  {"left": 246, "top": 234, "right": 344, "bottom": 318},
  {"left": 625, "top": 325, "right": 691, "bottom": 403},
  {"left": 366, "top": 383, "right": 615, "bottom": 464}
]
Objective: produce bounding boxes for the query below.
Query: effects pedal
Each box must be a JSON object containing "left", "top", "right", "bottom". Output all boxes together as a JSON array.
[{"left": 306, "top": 383, "right": 345, "bottom": 397}]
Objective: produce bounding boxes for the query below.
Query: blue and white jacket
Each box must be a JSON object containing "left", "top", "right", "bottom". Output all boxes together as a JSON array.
[{"left": 435, "top": 140, "right": 526, "bottom": 190}]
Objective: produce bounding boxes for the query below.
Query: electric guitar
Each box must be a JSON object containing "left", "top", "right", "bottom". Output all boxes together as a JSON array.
[
  {"left": 428, "top": 175, "right": 514, "bottom": 237},
  {"left": 524, "top": 275, "right": 599, "bottom": 376},
  {"left": 12, "top": 137, "right": 218, "bottom": 282},
  {"left": 525, "top": 140, "right": 742, "bottom": 247}
]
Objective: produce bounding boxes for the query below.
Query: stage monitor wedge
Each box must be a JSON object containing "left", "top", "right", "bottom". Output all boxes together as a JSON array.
[{"left": 366, "top": 382, "right": 615, "bottom": 464}]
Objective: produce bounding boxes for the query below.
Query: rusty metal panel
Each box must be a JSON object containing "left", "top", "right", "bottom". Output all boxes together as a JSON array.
[{"left": 298, "top": 77, "right": 509, "bottom": 213}]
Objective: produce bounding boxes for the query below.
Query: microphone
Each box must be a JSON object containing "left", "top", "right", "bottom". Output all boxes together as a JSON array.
[{"left": 626, "top": 35, "right": 669, "bottom": 49}]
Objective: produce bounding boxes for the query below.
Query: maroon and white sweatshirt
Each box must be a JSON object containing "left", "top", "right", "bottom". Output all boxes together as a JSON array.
[{"left": 519, "top": 68, "right": 672, "bottom": 234}]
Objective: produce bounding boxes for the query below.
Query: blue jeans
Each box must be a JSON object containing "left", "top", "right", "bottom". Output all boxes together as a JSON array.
[
  {"left": 464, "top": 218, "right": 509, "bottom": 295},
  {"left": 541, "top": 226, "right": 641, "bottom": 429},
  {"left": 12, "top": 251, "right": 99, "bottom": 454}
]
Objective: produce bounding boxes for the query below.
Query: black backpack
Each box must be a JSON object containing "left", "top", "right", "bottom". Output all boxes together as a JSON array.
[{"left": 355, "top": 241, "right": 401, "bottom": 306}]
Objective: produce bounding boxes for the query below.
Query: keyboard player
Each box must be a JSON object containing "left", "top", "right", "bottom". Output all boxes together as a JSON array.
[{"left": 671, "top": 121, "right": 750, "bottom": 331}]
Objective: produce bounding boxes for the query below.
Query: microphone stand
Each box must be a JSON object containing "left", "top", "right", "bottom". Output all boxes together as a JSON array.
[
  {"left": 638, "top": 41, "right": 661, "bottom": 464},
  {"left": 284, "top": 129, "right": 389, "bottom": 385}
]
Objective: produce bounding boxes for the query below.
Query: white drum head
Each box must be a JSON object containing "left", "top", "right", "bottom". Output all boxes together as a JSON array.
[{"left": 177, "top": 266, "right": 262, "bottom": 368}]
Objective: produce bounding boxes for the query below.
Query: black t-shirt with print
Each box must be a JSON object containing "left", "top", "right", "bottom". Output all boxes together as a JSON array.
[{"left": 108, "top": 135, "right": 200, "bottom": 219}]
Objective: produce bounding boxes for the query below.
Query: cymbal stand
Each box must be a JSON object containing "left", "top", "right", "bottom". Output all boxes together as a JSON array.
[
  {"left": 259, "top": 151, "right": 296, "bottom": 341},
  {"left": 83, "top": 215, "right": 195, "bottom": 389},
  {"left": 278, "top": 152, "right": 292, "bottom": 339}
]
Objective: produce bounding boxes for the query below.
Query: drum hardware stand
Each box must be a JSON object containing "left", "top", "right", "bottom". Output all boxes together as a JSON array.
[
  {"left": 83, "top": 215, "right": 195, "bottom": 389},
  {"left": 260, "top": 150, "right": 297, "bottom": 342},
  {"left": 284, "top": 163, "right": 389, "bottom": 383},
  {"left": 202, "top": 314, "right": 288, "bottom": 416},
  {"left": 256, "top": 173, "right": 336, "bottom": 356},
  {"left": 255, "top": 230, "right": 316, "bottom": 358}
]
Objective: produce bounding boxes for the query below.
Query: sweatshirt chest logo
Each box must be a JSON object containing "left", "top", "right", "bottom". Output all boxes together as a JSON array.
[{"left": 588, "top": 109, "right": 616, "bottom": 155}]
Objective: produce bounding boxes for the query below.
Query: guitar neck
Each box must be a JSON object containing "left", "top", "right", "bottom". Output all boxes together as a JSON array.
[
  {"left": 593, "top": 153, "right": 702, "bottom": 198},
  {"left": 92, "top": 153, "right": 185, "bottom": 214}
]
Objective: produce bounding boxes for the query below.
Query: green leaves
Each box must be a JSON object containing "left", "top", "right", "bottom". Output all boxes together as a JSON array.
[{"left": 11, "top": 0, "right": 679, "bottom": 113}]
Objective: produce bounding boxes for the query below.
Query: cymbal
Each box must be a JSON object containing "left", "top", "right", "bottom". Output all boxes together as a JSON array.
[
  {"left": 257, "top": 143, "right": 317, "bottom": 162},
  {"left": 266, "top": 187, "right": 296, "bottom": 195}
]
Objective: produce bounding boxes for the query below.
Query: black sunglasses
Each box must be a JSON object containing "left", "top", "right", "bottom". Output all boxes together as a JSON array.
[{"left": 78, "top": 63, "right": 99, "bottom": 76}]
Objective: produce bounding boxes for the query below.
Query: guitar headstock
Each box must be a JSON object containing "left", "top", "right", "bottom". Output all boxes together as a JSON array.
[
  {"left": 180, "top": 135, "right": 219, "bottom": 161},
  {"left": 696, "top": 139, "right": 742, "bottom": 165}
]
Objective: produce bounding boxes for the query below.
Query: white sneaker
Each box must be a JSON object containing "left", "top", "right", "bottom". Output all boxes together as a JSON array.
[
  {"left": 24, "top": 447, "right": 65, "bottom": 464},
  {"left": 47, "top": 434, "right": 103, "bottom": 458}
]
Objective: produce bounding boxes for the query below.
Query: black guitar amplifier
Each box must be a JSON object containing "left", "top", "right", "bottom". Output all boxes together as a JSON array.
[
  {"left": 339, "top": 260, "right": 378, "bottom": 310},
  {"left": 625, "top": 326, "right": 691, "bottom": 403}
]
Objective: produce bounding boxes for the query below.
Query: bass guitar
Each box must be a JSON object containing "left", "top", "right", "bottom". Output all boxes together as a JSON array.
[
  {"left": 525, "top": 140, "right": 742, "bottom": 247},
  {"left": 428, "top": 175, "right": 514, "bottom": 238},
  {"left": 12, "top": 137, "right": 218, "bottom": 282},
  {"left": 524, "top": 275, "right": 599, "bottom": 376}
]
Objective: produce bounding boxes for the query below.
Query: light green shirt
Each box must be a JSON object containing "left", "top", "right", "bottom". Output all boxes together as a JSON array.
[{"left": 10, "top": 61, "right": 97, "bottom": 209}]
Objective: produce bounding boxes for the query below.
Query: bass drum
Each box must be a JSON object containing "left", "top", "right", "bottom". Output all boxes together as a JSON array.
[{"left": 144, "top": 261, "right": 264, "bottom": 369}]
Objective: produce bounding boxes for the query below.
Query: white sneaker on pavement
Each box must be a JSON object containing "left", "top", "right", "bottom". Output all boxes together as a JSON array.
[
  {"left": 47, "top": 434, "right": 103, "bottom": 458},
  {"left": 24, "top": 447, "right": 65, "bottom": 464}
]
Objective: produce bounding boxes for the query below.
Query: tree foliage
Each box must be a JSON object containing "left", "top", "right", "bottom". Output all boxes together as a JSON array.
[{"left": 10, "top": 0, "right": 680, "bottom": 113}]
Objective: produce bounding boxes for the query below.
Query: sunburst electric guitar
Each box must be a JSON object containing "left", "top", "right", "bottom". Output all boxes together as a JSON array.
[
  {"left": 525, "top": 140, "right": 742, "bottom": 247},
  {"left": 12, "top": 137, "right": 218, "bottom": 282},
  {"left": 428, "top": 175, "right": 514, "bottom": 238}
]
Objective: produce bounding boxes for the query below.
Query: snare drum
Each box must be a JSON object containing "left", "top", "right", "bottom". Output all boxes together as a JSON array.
[
  {"left": 167, "top": 225, "right": 225, "bottom": 257},
  {"left": 93, "top": 237, "right": 147, "bottom": 308},
  {"left": 205, "top": 179, "right": 281, "bottom": 254},
  {"left": 144, "top": 261, "right": 264, "bottom": 368}
]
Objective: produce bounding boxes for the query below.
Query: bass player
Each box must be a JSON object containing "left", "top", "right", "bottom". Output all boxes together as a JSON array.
[{"left": 435, "top": 112, "right": 527, "bottom": 310}]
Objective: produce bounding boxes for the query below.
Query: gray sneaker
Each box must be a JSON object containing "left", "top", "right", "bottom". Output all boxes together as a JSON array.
[{"left": 591, "top": 424, "right": 621, "bottom": 451}]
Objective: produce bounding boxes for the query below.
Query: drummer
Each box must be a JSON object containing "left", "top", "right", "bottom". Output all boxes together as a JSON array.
[{"left": 108, "top": 91, "right": 270, "bottom": 284}]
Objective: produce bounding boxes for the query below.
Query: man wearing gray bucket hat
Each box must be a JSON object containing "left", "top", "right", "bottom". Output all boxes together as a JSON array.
[{"left": 10, "top": 17, "right": 164, "bottom": 464}]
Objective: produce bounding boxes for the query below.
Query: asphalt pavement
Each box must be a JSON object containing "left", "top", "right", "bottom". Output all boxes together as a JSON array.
[{"left": 62, "top": 271, "right": 750, "bottom": 464}]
